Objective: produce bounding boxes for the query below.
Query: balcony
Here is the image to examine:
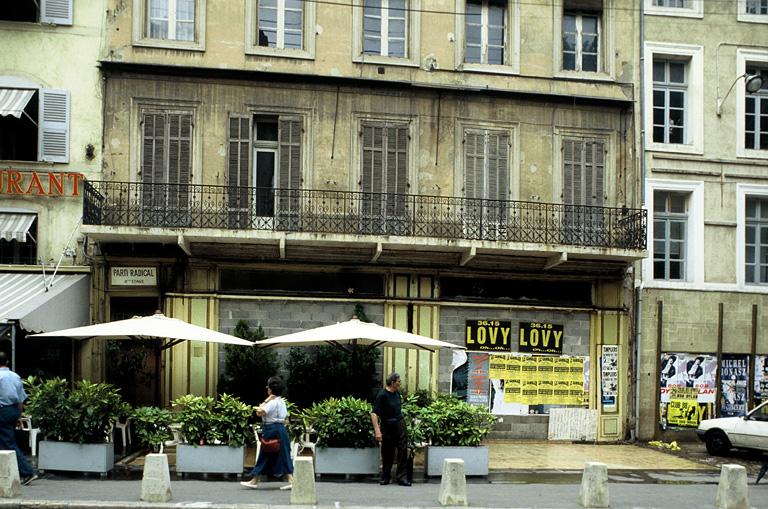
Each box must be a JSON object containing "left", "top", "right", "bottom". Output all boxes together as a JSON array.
[{"left": 83, "top": 181, "right": 646, "bottom": 268}]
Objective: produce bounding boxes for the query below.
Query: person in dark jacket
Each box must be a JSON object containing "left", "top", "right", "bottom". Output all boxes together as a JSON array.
[{"left": 371, "top": 372, "right": 410, "bottom": 486}]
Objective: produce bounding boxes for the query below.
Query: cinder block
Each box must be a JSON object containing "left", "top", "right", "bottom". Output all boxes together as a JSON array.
[
  {"left": 141, "top": 453, "right": 172, "bottom": 502},
  {"left": 0, "top": 451, "right": 21, "bottom": 498},
  {"left": 579, "top": 462, "right": 609, "bottom": 508},
  {"left": 438, "top": 459, "right": 467, "bottom": 506},
  {"left": 715, "top": 464, "right": 749, "bottom": 509},
  {"left": 291, "top": 456, "right": 316, "bottom": 504}
]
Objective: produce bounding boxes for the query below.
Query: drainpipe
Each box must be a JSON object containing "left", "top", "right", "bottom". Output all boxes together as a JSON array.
[{"left": 633, "top": 0, "right": 647, "bottom": 443}]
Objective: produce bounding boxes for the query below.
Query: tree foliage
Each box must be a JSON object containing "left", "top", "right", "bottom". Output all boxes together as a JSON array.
[{"left": 217, "top": 320, "right": 280, "bottom": 406}]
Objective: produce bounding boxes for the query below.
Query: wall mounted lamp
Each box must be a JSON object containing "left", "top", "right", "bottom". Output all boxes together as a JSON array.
[{"left": 716, "top": 73, "right": 764, "bottom": 116}]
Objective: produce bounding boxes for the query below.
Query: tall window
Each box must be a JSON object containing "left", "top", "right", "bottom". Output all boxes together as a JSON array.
[
  {"left": 257, "top": 0, "right": 304, "bottom": 49},
  {"left": 745, "top": 67, "right": 768, "bottom": 151},
  {"left": 465, "top": 0, "right": 505, "bottom": 65},
  {"left": 148, "top": 0, "right": 195, "bottom": 41},
  {"left": 745, "top": 197, "right": 768, "bottom": 284},
  {"left": 652, "top": 59, "right": 687, "bottom": 144},
  {"left": 363, "top": 0, "right": 407, "bottom": 58},
  {"left": 653, "top": 191, "right": 688, "bottom": 280},
  {"left": 464, "top": 129, "right": 509, "bottom": 203},
  {"left": 0, "top": 87, "right": 70, "bottom": 163},
  {"left": 562, "top": 138, "right": 605, "bottom": 207},
  {"left": 746, "top": 0, "right": 768, "bottom": 14},
  {"left": 562, "top": 12, "right": 599, "bottom": 72}
]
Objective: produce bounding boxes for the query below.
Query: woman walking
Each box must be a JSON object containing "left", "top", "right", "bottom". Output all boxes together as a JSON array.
[{"left": 240, "top": 376, "right": 293, "bottom": 489}]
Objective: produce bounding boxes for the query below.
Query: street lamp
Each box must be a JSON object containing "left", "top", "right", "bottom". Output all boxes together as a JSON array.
[{"left": 716, "top": 73, "right": 765, "bottom": 116}]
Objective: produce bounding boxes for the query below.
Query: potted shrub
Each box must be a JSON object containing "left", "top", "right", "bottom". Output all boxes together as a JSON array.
[
  {"left": 172, "top": 393, "right": 253, "bottom": 475},
  {"left": 25, "top": 377, "right": 128, "bottom": 475},
  {"left": 419, "top": 395, "right": 496, "bottom": 476},
  {"left": 301, "top": 396, "right": 378, "bottom": 475},
  {"left": 131, "top": 406, "right": 174, "bottom": 453}
]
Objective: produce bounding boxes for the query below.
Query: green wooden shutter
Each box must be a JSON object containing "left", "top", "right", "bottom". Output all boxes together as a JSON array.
[
  {"left": 278, "top": 117, "right": 303, "bottom": 224},
  {"left": 228, "top": 115, "right": 252, "bottom": 226},
  {"left": 464, "top": 130, "right": 483, "bottom": 200},
  {"left": 386, "top": 125, "right": 409, "bottom": 217},
  {"left": 586, "top": 140, "right": 605, "bottom": 206}
]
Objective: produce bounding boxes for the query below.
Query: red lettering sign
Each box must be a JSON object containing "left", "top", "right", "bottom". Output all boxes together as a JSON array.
[{"left": 0, "top": 170, "right": 84, "bottom": 197}]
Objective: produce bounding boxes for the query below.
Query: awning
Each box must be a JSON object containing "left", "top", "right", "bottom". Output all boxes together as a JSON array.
[
  {"left": 0, "top": 213, "right": 36, "bottom": 242},
  {"left": 0, "top": 88, "right": 35, "bottom": 119},
  {"left": 0, "top": 273, "right": 90, "bottom": 333}
]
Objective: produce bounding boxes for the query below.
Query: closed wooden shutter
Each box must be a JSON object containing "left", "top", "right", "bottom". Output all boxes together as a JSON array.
[
  {"left": 39, "top": 89, "right": 70, "bottom": 163},
  {"left": 562, "top": 138, "right": 581, "bottom": 205},
  {"left": 167, "top": 113, "right": 192, "bottom": 210},
  {"left": 463, "top": 130, "right": 483, "bottom": 200},
  {"left": 386, "top": 125, "right": 408, "bottom": 216},
  {"left": 361, "top": 123, "right": 384, "bottom": 218},
  {"left": 41, "top": 0, "right": 73, "bottom": 25},
  {"left": 585, "top": 140, "right": 605, "bottom": 206},
  {"left": 228, "top": 115, "right": 252, "bottom": 211},
  {"left": 278, "top": 117, "right": 302, "bottom": 220},
  {"left": 141, "top": 112, "right": 165, "bottom": 185},
  {"left": 487, "top": 131, "right": 509, "bottom": 202}
]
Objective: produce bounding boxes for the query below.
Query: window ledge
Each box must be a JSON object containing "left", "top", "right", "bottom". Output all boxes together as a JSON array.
[
  {"left": 644, "top": 8, "right": 703, "bottom": 19},
  {"left": 132, "top": 39, "right": 205, "bottom": 52},
  {"left": 245, "top": 46, "right": 314, "bottom": 60},
  {"left": 352, "top": 55, "right": 419, "bottom": 68},
  {"left": 737, "top": 149, "right": 768, "bottom": 160},
  {"left": 644, "top": 280, "right": 768, "bottom": 294},
  {"left": 456, "top": 63, "right": 519, "bottom": 76},
  {"left": 554, "top": 71, "right": 614, "bottom": 82},
  {"left": 737, "top": 14, "right": 768, "bottom": 24},
  {"left": 646, "top": 142, "right": 703, "bottom": 156}
]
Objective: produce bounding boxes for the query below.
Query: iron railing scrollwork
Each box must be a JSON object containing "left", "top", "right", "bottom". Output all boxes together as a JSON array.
[{"left": 82, "top": 181, "right": 647, "bottom": 250}]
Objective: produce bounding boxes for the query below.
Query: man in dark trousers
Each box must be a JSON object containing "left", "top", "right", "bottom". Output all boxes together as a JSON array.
[
  {"left": 371, "top": 372, "right": 410, "bottom": 486},
  {"left": 0, "top": 352, "right": 37, "bottom": 485}
]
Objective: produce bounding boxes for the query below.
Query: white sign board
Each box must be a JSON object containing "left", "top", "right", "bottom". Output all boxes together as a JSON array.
[{"left": 111, "top": 267, "right": 157, "bottom": 286}]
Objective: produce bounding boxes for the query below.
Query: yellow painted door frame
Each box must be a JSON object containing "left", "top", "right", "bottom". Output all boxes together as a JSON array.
[{"left": 592, "top": 310, "right": 628, "bottom": 441}]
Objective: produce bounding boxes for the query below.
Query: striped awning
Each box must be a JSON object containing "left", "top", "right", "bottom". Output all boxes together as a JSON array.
[
  {"left": 0, "top": 88, "right": 35, "bottom": 118},
  {"left": 0, "top": 273, "right": 90, "bottom": 333},
  {"left": 0, "top": 213, "right": 36, "bottom": 242}
]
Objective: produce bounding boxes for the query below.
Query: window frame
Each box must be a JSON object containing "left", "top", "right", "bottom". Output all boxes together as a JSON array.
[
  {"left": 552, "top": 0, "right": 614, "bottom": 80},
  {"left": 738, "top": 0, "right": 768, "bottom": 23},
  {"left": 652, "top": 59, "right": 688, "bottom": 145},
  {"left": 352, "top": 0, "right": 419, "bottom": 66},
  {"left": 737, "top": 184, "right": 768, "bottom": 291},
  {"left": 352, "top": 114, "right": 416, "bottom": 195},
  {"left": 744, "top": 196, "right": 768, "bottom": 286},
  {"left": 0, "top": 212, "right": 37, "bottom": 265},
  {"left": 644, "top": 0, "right": 703, "bottom": 19},
  {"left": 245, "top": 0, "right": 316, "bottom": 59},
  {"left": 454, "top": 0, "right": 519, "bottom": 75},
  {"left": 562, "top": 11, "right": 601, "bottom": 73},
  {"left": 643, "top": 179, "right": 704, "bottom": 287},
  {"left": 652, "top": 190, "right": 688, "bottom": 281},
  {"left": 132, "top": 0, "right": 206, "bottom": 52},
  {"left": 552, "top": 127, "right": 612, "bottom": 207},
  {"left": 644, "top": 42, "right": 703, "bottom": 155},
  {"left": 736, "top": 49, "right": 768, "bottom": 159}
]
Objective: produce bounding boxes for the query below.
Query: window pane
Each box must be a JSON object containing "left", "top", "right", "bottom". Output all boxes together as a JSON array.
[
  {"left": 389, "top": 19, "right": 405, "bottom": 38},
  {"left": 364, "top": 37, "right": 381, "bottom": 54},
  {"left": 653, "top": 90, "right": 665, "bottom": 107},
  {"left": 746, "top": 112, "right": 755, "bottom": 132},
  {"left": 653, "top": 61, "right": 665, "bottom": 82},
  {"left": 654, "top": 240, "right": 665, "bottom": 254},
  {"left": 465, "top": 45, "right": 481, "bottom": 63},
  {"left": 563, "top": 14, "right": 576, "bottom": 32},
  {"left": 746, "top": 264, "right": 755, "bottom": 283},
  {"left": 669, "top": 193, "right": 686, "bottom": 212},
  {"left": 176, "top": 21, "right": 194, "bottom": 41},
  {"left": 364, "top": 0, "right": 381, "bottom": 14},
  {"left": 284, "top": 31, "right": 302, "bottom": 49},
  {"left": 669, "top": 221, "right": 684, "bottom": 240},
  {"left": 654, "top": 192, "right": 667, "bottom": 211},
  {"left": 389, "top": 39, "right": 405, "bottom": 57},
  {"left": 582, "top": 54, "right": 597, "bottom": 72},
  {"left": 582, "top": 16, "right": 598, "bottom": 34},
  {"left": 747, "top": 197, "right": 758, "bottom": 218},
  {"left": 653, "top": 127, "right": 665, "bottom": 143},
  {"left": 669, "top": 107, "right": 684, "bottom": 128},
  {"left": 669, "top": 91, "right": 684, "bottom": 108},
  {"left": 669, "top": 62, "right": 685, "bottom": 83},
  {"left": 562, "top": 34, "right": 576, "bottom": 52},
  {"left": 488, "top": 5, "right": 505, "bottom": 27},
  {"left": 563, "top": 52, "right": 575, "bottom": 71},
  {"left": 487, "top": 47, "right": 504, "bottom": 65},
  {"left": 582, "top": 35, "right": 598, "bottom": 54},
  {"left": 669, "top": 261, "right": 682, "bottom": 280},
  {"left": 177, "top": 0, "right": 194, "bottom": 21},
  {"left": 285, "top": 10, "right": 303, "bottom": 28},
  {"left": 256, "top": 121, "right": 278, "bottom": 141},
  {"left": 747, "top": 225, "right": 756, "bottom": 243},
  {"left": 654, "top": 261, "right": 666, "bottom": 279},
  {"left": 669, "top": 126, "right": 684, "bottom": 144}
]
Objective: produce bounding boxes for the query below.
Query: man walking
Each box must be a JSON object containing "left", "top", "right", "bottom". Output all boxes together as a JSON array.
[
  {"left": 371, "top": 372, "right": 410, "bottom": 486},
  {"left": 0, "top": 352, "right": 37, "bottom": 485}
]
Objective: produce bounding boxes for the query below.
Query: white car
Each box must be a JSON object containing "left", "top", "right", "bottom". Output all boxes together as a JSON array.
[{"left": 697, "top": 401, "right": 768, "bottom": 455}]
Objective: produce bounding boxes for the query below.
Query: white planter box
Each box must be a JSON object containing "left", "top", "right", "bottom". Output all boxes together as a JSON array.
[
  {"left": 38, "top": 441, "right": 114, "bottom": 473},
  {"left": 175, "top": 444, "right": 244, "bottom": 474},
  {"left": 315, "top": 447, "right": 379, "bottom": 475},
  {"left": 426, "top": 445, "right": 488, "bottom": 476}
]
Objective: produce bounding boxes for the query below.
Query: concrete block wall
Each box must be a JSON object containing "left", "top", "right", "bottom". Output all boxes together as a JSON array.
[{"left": 488, "top": 414, "right": 550, "bottom": 440}]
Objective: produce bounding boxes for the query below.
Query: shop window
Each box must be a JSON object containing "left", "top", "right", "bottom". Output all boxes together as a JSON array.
[
  {"left": 0, "top": 216, "right": 36, "bottom": 265},
  {"left": 0, "top": 87, "right": 70, "bottom": 163},
  {"left": 440, "top": 276, "right": 592, "bottom": 306},
  {"left": 0, "top": 0, "right": 72, "bottom": 25},
  {"left": 219, "top": 269, "right": 385, "bottom": 297}
]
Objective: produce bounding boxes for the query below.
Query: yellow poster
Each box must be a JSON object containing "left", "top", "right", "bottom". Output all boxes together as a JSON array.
[{"left": 489, "top": 355, "right": 507, "bottom": 379}]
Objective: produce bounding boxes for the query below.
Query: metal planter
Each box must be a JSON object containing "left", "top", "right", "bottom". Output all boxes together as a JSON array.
[
  {"left": 315, "top": 447, "right": 380, "bottom": 475},
  {"left": 38, "top": 441, "right": 114, "bottom": 474},
  {"left": 425, "top": 445, "right": 489, "bottom": 476},
  {"left": 175, "top": 444, "right": 245, "bottom": 474}
]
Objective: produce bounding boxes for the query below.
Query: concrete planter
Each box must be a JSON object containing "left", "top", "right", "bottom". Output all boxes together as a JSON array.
[
  {"left": 175, "top": 444, "right": 245, "bottom": 474},
  {"left": 315, "top": 447, "right": 380, "bottom": 475},
  {"left": 426, "top": 445, "right": 488, "bottom": 476},
  {"left": 38, "top": 441, "right": 114, "bottom": 474}
]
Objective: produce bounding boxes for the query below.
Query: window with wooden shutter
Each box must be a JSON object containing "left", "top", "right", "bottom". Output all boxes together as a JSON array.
[
  {"left": 463, "top": 129, "right": 510, "bottom": 225},
  {"left": 39, "top": 89, "right": 70, "bottom": 163},
  {"left": 227, "top": 115, "right": 252, "bottom": 227},
  {"left": 41, "top": 0, "right": 73, "bottom": 25},
  {"left": 562, "top": 137, "right": 607, "bottom": 245},
  {"left": 277, "top": 117, "right": 302, "bottom": 228}
]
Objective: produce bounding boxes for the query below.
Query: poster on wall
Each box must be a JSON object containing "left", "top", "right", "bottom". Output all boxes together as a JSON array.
[
  {"left": 465, "top": 320, "right": 513, "bottom": 352},
  {"left": 450, "top": 350, "right": 469, "bottom": 401},
  {"left": 659, "top": 352, "right": 717, "bottom": 429},
  {"left": 719, "top": 354, "right": 749, "bottom": 417},
  {"left": 601, "top": 345, "right": 619, "bottom": 410},
  {"left": 467, "top": 353, "right": 490, "bottom": 407},
  {"left": 518, "top": 321, "right": 564, "bottom": 354},
  {"left": 755, "top": 355, "right": 768, "bottom": 406}
]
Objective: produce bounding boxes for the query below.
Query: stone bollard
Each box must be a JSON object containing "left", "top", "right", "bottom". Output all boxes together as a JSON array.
[
  {"left": 715, "top": 464, "right": 750, "bottom": 509},
  {"left": 0, "top": 451, "right": 20, "bottom": 498},
  {"left": 141, "top": 453, "right": 172, "bottom": 502},
  {"left": 438, "top": 458, "right": 468, "bottom": 506},
  {"left": 291, "top": 456, "right": 316, "bottom": 505},
  {"left": 579, "top": 461, "right": 609, "bottom": 508}
]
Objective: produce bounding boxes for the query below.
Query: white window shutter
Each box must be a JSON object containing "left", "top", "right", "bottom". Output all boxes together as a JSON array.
[
  {"left": 38, "top": 89, "right": 70, "bottom": 163},
  {"left": 41, "top": 0, "right": 73, "bottom": 25}
]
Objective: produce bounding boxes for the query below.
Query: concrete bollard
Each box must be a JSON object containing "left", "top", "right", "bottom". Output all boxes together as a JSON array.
[
  {"left": 715, "top": 464, "right": 750, "bottom": 509},
  {"left": 579, "top": 461, "right": 609, "bottom": 508},
  {"left": 290, "top": 456, "right": 316, "bottom": 505},
  {"left": 140, "top": 453, "right": 172, "bottom": 502},
  {"left": 0, "top": 451, "right": 20, "bottom": 498},
  {"left": 438, "top": 458, "right": 468, "bottom": 506}
]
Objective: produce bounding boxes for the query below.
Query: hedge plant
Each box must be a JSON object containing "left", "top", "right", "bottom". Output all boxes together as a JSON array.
[
  {"left": 172, "top": 393, "right": 253, "bottom": 447},
  {"left": 301, "top": 396, "right": 375, "bottom": 449},
  {"left": 132, "top": 406, "right": 174, "bottom": 452},
  {"left": 419, "top": 395, "right": 496, "bottom": 447}
]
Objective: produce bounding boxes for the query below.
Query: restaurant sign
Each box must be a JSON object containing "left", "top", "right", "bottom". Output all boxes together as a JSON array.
[
  {"left": 0, "top": 169, "right": 85, "bottom": 197},
  {"left": 465, "top": 320, "right": 512, "bottom": 352},
  {"left": 111, "top": 267, "right": 157, "bottom": 287},
  {"left": 518, "top": 321, "right": 564, "bottom": 354}
]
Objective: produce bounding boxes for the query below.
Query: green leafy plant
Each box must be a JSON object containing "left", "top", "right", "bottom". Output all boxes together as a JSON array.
[
  {"left": 132, "top": 406, "right": 173, "bottom": 452},
  {"left": 284, "top": 400, "right": 306, "bottom": 444},
  {"left": 401, "top": 393, "right": 427, "bottom": 448},
  {"left": 25, "top": 377, "right": 128, "bottom": 444},
  {"left": 301, "top": 396, "right": 375, "bottom": 449},
  {"left": 217, "top": 321, "right": 279, "bottom": 407},
  {"left": 172, "top": 393, "right": 254, "bottom": 447},
  {"left": 419, "top": 395, "right": 496, "bottom": 447}
]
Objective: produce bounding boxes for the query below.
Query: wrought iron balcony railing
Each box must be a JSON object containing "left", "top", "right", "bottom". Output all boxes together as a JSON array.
[{"left": 83, "top": 181, "right": 647, "bottom": 250}]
